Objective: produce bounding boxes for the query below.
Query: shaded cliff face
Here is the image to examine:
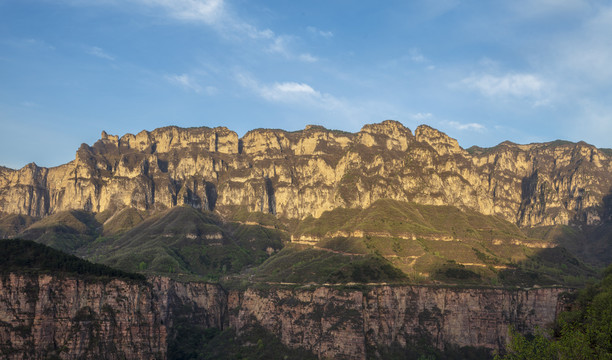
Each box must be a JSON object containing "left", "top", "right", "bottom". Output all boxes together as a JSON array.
[
  {"left": 0, "top": 272, "right": 568, "bottom": 360},
  {"left": 0, "top": 274, "right": 226, "bottom": 360},
  {"left": 230, "top": 286, "right": 568, "bottom": 360},
  {"left": 0, "top": 121, "right": 610, "bottom": 227}
]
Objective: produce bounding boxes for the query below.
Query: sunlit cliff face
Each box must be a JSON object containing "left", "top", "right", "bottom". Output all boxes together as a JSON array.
[{"left": 0, "top": 121, "right": 610, "bottom": 227}]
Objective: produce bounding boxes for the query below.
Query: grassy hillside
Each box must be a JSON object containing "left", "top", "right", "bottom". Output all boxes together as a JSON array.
[
  {"left": 287, "top": 199, "right": 596, "bottom": 286},
  {"left": 294, "top": 199, "right": 530, "bottom": 241},
  {"left": 527, "top": 224, "right": 612, "bottom": 268},
  {"left": 18, "top": 210, "right": 100, "bottom": 253},
  {"left": 81, "top": 206, "right": 285, "bottom": 281},
  {"left": 0, "top": 213, "right": 36, "bottom": 238},
  {"left": 0, "top": 198, "right": 604, "bottom": 287},
  {"left": 250, "top": 244, "right": 406, "bottom": 284}
]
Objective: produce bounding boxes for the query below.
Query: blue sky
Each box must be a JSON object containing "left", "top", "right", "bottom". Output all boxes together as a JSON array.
[{"left": 1, "top": 0, "right": 611, "bottom": 169}]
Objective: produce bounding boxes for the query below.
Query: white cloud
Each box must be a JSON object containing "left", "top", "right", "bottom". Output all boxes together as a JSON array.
[
  {"left": 135, "top": 0, "right": 224, "bottom": 24},
  {"left": 307, "top": 26, "right": 333, "bottom": 38},
  {"left": 80, "top": 0, "right": 316, "bottom": 63},
  {"left": 234, "top": 73, "right": 412, "bottom": 135},
  {"left": 266, "top": 36, "right": 317, "bottom": 62},
  {"left": 165, "top": 74, "right": 203, "bottom": 93},
  {"left": 446, "top": 121, "right": 485, "bottom": 132},
  {"left": 460, "top": 73, "right": 546, "bottom": 99},
  {"left": 237, "top": 73, "right": 321, "bottom": 103},
  {"left": 86, "top": 46, "right": 115, "bottom": 60},
  {"left": 61, "top": 0, "right": 313, "bottom": 63},
  {"left": 260, "top": 82, "right": 318, "bottom": 102},
  {"left": 406, "top": 113, "right": 484, "bottom": 133},
  {"left": 409, "top": 112, "right": 433, "bottom": 121},
  {"left": 268, "top": 36, "right": 290, "bottom": 55},
  {"left": 235, "top": 72, "right": 351, "bottom": 116}
]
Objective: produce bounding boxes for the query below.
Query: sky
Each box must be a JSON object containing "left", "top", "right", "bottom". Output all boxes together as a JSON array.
[{"left": 1, "top": 0, "right": 612, "bottom": 169}]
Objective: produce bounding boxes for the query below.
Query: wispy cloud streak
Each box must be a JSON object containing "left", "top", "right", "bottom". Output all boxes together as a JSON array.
[
  {"left": 86, "top": 46, "right": 115, "bottom": 60},
  {"left": 166, "top": 73, "right": 203, "bottom": 93}
]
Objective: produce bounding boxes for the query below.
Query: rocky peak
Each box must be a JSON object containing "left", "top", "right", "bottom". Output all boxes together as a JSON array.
[
  {"left": 360, "top": 119, "right": 410, "bottom": 135},
  {"left": 415, "top": 125, "right": 465, "bottom": 156},
  {"left": 358, "top": 120, "right": 413, "bottom": 151},
  {"left": 304, "top": 124, "right": 327, "bottom": 132},
  {"left": 241, "top": 129, "right": 290, "bottom": 157},
  {"left": 112, "top": 126, "right": 239, "bottom": 154},
  {"left": 100, "top": 130, "right": 119, "bottom": 145}
]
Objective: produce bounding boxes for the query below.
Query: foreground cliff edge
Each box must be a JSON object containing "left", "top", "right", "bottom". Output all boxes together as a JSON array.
[{"left": 0, "top": 271, "right": 567, "bottom": 359}]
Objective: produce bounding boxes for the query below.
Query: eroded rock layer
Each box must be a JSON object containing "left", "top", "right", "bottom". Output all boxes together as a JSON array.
[
  {"left": 0, "top": 121, "right": 610, "bottom": 227},
  {"left": 0, "top": 273, "right": 567, "bottom": 360},
  {"left": 0, "top": 274, "right": 226, "bottom": 360},
  {"left": 230, "top": 286, "right": 567, "bottom": 359}
]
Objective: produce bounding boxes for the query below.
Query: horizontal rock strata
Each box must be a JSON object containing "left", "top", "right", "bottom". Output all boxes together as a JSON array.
[
  {"left": 0, "top": 122, "right": 610, "bottom": 227},
  {"left": 0, "top": 273, "right": 568, "bottom": 359},
  {"left": 0, "top": 274, "right": 225, "bottom": 360},
  {"left": 229, "top": 285, "right": 567, "bottom": 359}
]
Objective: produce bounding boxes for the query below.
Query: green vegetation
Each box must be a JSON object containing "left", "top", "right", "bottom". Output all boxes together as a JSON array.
[
  {"left": 18, "top": 210, "right": 101, "bottom": 253},
  {"left": 372, "top": 341, "right": 493, "bottom": 360},
  {"left": 286, "top": 199, "right": 595, "bottom": 286},
  {"left": 0, "top": 213, "right": 36, "bottom": 238},
  {"left": 168, "top": 322, "right": 316, "bottom": 360},
  {"left": 0, "top": 197, "right": 603, "bottom": 287},
  {"left": 99, "top": 207, "right": 145, "bottom": 235},
  {"left": 251, "top": 245, "right": 406, "bottom": 284},
  {"left": 528, "top": 224, "right": 612, "bottom": 268},
  {"left": 497, "top": 265, "right": 612, "bottom": 359},
  {"left": 498, "top": 247, "right": 595, "bottom": 287},
  {"left": 225, "top": 205, "right": 287, "bottom": 230},
  {"left": 295, "top": 199, "right": 532, "bottom": 242},
  {"left": 327, "top": 255, "right": 407, "bottom": 283},
  {"left": 0, "top": 238, "right": 145, "bottom": 281},
  {"left": 318, "top": 236, "right": 369, "bottom": 254},
  {"left": 82, "top": 206, "right": 284, "bottom": 280}
]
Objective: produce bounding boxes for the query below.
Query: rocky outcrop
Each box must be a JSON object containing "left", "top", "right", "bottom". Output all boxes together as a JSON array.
[
  {"left": 230, "top": 286, "right": 568, "bottom": 360},
  {"left": 0, "top": 274, "right": 226, "bottom": 360},
  {"left": 0, "top": 121, "right": 610, "bottom": 227},
  {"left": 0, "top": 272, "right": 568, "bottom": 359}
]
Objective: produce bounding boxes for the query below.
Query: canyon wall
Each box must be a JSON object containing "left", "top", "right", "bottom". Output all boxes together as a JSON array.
[
  {"left": 230, "top": 285, "right": 567, "bottom": 359},
  {"left": 0, "top": 121, "right": 610, "bottom": 227},
  {"left": 0, "top": 274, "right": 226, "bottom": 360},
  {"left": 0, "top": 273, "right": 568, "bottom": 359}
]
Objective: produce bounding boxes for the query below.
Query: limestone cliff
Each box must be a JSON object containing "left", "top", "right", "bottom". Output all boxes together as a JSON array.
[
  {"left": 231, "top": 285, "right": 567, "bottom": 359},
  {"left": 0, "top": 121, "right": 610, "bottom": 227},
  {"left": 0, "top": 272, "right": 568, "bottom": 360},
  {"left": 0, "top": 274, "right": 226, "bottom": 360}
]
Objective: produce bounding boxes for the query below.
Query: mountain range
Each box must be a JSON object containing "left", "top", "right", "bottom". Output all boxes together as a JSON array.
[
  {"left": 0, "top": 120, "right": 610, "bottom": 285},
  {"left": 1, "top": 120, "right": 611, "bottom": 359}
]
